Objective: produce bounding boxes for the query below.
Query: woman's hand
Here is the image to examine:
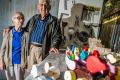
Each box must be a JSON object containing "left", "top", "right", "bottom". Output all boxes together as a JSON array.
[{"left": 0, "top": 59, "right": 6, "bottom": 70}]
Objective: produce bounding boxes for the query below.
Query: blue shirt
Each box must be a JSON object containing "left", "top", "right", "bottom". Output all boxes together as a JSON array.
[
  {"left": 30, "top": 15, "right": 49, "bottom": 44},
  {"left": 12, "top": 27, "right": 24, "bottom": 64}
]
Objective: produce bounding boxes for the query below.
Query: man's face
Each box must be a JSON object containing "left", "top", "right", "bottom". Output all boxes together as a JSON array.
[
  {"left": 12, "top": 13, "right": 24, "bottom": 28},
  {"left": 38, "top": 0, "right": 50, "bottom": 19}
]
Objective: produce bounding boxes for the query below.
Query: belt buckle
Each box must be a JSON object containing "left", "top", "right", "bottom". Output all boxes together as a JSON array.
[{"left": 31, "top": 43, "right": 42, "bottom": 47}]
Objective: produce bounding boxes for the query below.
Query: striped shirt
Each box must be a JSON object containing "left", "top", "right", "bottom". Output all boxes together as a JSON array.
[{"left": 30, "top": 15, "right": 49, "bottom": 44}]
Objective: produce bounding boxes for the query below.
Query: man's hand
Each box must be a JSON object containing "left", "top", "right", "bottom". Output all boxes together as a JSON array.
[
  {"left": 3, "top": 28, "right": 10, "bottom": 37},
  {"left": 0, "top": 59, "right": 6, "bottom": 70},
  {"left": 49, "top": 48, "right": 59, "bottom": 54}
]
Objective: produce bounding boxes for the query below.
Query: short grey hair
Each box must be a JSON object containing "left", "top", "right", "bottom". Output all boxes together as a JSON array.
[
  {"left": 38, "top": 0, "right": 51, "bottom": 11},
  {"left": 12, "top": 12, "right": 24, "bottom": 21},
  {"left": 39, "top": 0, "right": 51, "bottom": 5}
]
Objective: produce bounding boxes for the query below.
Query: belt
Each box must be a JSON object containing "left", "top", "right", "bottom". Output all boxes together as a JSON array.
[{"left": 31, "top": 42, "right": 43, "bottom": 47}]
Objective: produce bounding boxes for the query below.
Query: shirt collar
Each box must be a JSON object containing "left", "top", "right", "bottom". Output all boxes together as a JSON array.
[
  {"left": 12, "top": 27, "right": 24, "bottom": 34},
  {"left": 39, "top": 13, "right": 50, "bottom": 21}
]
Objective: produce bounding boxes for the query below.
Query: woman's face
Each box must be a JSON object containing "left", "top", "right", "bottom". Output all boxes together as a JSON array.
[{"left": 12, "top": 13, "right": 24, "bottom": 28}]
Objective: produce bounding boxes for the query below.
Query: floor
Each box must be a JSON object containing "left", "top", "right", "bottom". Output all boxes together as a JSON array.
[
  {"left": 0, "top": 70, "right": 30, "bottom": 80},
  {"left": 0, "top": 70, "right": 6, "bottom": 80}
]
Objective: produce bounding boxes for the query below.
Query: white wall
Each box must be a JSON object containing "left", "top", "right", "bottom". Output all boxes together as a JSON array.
[
  {"left": 58, "top": 0, "right": 73, "bottom": 18},
  {"left": 50, "top": 0, "right": 59, "bottom": 17}
]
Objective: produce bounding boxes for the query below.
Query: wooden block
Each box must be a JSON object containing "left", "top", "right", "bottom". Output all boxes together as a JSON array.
[
  {"left": 30, "top": 54, "right": 67, "bottom": 78},
  {"left": 30, "top": 63, "right": 45, "bottom": 77}
]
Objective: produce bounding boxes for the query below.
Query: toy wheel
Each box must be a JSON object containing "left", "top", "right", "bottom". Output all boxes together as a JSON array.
[
  {"left": 65, "top": 56, "right": 76, "bottom": 70},
  {"left": 64, "top": 70, "right": 76, "bottom": 80}
]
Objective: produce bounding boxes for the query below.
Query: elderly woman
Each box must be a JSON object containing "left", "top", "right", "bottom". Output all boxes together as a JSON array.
[{"left": 0, "top": 12, "right": 28, "bottom": 80}]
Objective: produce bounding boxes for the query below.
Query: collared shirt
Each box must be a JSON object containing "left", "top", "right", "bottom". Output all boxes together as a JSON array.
[
  {"left": 30, "top": 14, "right": 49, "bottom": 44},
  {"left": 12, "top": 27, "right": 24, "bottom": 64}
]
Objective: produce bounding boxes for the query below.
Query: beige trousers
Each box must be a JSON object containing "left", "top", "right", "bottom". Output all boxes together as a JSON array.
[
  {"left": 28, "top": 45, "right": 43, "bottom": 71},
  {"left": 5, "top": 64, "right": 25, "bottom": 80}
]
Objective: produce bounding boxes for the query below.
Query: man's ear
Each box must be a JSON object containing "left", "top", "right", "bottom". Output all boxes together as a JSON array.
[{"left": 48, "top": 5, "right": 51, "bottom": 12}]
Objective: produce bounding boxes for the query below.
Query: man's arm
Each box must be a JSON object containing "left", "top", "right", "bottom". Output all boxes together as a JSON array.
[
  {"left": 50, "top": 19, "right": 62, "bottom": 53},
  {"left": 0, "top": 34, "right": 7, "bottom": 70},
  {"left": 25, "top": 14, "right": 39, "bottom": 32},
  {"left": 25, "top": 19, "right": 31, "bottom": 32},
  {"left": 3, "top": 26, "right": 13, "bottom": 37}
]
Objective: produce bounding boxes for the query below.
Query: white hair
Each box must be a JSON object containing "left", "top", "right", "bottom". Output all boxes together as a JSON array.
[
  {"left": 12, "top": 12, "right": 24, "bottom": 21},
  {"left": 39, "top": 0, "right": 51, "bottom": 5}
]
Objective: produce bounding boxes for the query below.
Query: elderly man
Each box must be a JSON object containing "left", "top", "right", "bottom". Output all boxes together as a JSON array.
[
  {"left": 26, "top": 0, "right": 62, "bottom": 70},
  {"left": 0, "top": 12, "right": 28, "bottom": 80}
]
